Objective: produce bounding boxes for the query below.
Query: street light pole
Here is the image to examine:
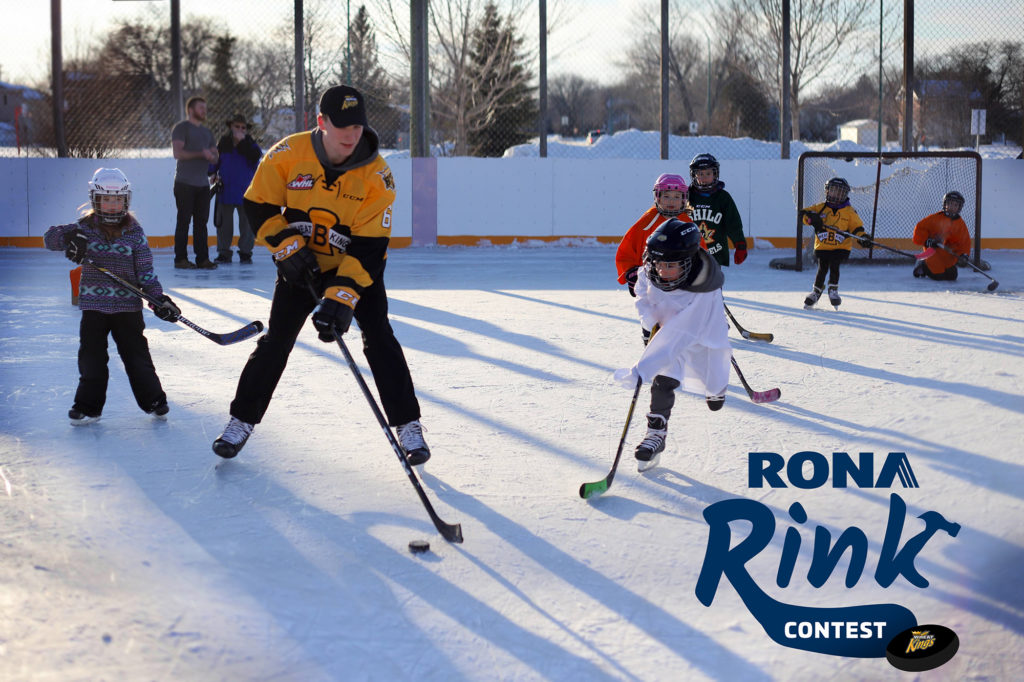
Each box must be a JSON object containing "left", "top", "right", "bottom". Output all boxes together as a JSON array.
[{"left": 705, "top": 33, "right": 711, "bottom": 132}]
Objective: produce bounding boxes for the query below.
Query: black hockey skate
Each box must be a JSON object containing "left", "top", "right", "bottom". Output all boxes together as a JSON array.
[
  {"left": 397, "top": 420, "right": 431, "bottom": 466},
  {"left": 803, "top": 286, "right": 823, "bottom": 309},
  {"left": 828, "top": 285, "right": 842, "bottom": 309},
  {"left": 635, "top": 413, "right": 667, "bottom": 472},
  {"left": 213, "top": 416, "right": 254, "bottom": 459},
  {"left": 706, "top": 394, "right": 726, "bottom": 411}
]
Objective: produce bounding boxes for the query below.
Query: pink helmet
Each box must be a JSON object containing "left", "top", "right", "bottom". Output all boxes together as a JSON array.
[
  {"left": 654, "top": 173, "right": 687, "bottom": 193},
  {"left": 653, "top": 173, "right": 688, "bottom": 217}
]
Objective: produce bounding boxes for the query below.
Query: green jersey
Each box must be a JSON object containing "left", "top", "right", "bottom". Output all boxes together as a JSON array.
[{"left": 688, "top": 182, "right": 746, "bottom": 267}]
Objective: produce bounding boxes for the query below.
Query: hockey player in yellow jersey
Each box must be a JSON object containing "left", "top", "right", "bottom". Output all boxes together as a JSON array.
[{"left": 213, "top": 85, "right": 430, "bottom": 465}]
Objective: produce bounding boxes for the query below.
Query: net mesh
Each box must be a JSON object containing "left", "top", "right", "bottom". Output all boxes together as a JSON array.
[{"left": 795, "top": 152, "right": 981, "bottom": 261}]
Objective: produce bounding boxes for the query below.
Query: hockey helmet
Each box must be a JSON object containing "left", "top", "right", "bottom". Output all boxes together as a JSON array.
[
  {"left": 689, "top": 153, "right": 720, "bottom": 190},
  {"left": 942, "top": 190, "right": 965, "bottom": 218},
  {"left": 644, "top": 219, "right": 702, "bottom": 291},
  {"left": 89, "top": 168, "right": 132, "bottom": 224},
  {"left": 824, "top": 177, "right": 850, "bottom": 205},
  {"left": 653, "top": 173, "right": 688, "bottom": 217}
]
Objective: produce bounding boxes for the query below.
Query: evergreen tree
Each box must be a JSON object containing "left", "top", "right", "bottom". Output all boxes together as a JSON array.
[
  {"left": 466, "top": 3, "right": 536, "bottom": 157},
  {"left": 207, "top": 34, "right": 255, "bottom": 132},
  {"left": 344, "top": 6, "right": 399, "bottom": 146}
]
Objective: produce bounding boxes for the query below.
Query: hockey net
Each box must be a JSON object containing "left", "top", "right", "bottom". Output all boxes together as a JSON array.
[{"left": 774, "top": 151, "right": 982, "bottom": 271}]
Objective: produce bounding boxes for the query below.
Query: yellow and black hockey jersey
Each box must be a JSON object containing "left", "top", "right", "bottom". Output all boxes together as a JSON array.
[
  {"left": 803, "top": 201, "right": 865, "bottom": 252},
  {"left": 244, "top": 128, "right": 396, "bottom": 301}
]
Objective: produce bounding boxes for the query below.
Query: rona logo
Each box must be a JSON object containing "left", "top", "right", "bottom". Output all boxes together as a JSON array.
[{"left": 749, "top": 451, "right": 919, "bottom": 489}]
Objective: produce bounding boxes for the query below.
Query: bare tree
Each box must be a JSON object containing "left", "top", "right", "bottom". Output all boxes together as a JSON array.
[
  {"left": 548, "top": 73, "right": 601, "bottom": 135},
  {"left": 719, "top": 0, "right": 875, "bottom": 140}
]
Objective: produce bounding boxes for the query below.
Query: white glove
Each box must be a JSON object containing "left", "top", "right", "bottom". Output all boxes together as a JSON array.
[{"left": 612, "top": 367, "right": 640, "bottom": 389}]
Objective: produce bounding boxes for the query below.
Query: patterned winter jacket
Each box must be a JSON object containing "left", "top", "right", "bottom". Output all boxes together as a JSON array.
[{"left": 44, "top": 215, "right": 164, "bottom": 314}]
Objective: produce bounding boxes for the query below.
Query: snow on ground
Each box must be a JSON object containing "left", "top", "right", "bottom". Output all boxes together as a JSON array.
[
  {"left": 1, "top": 245, "right": 1023, "bottom": 681},
  {"left": 499, "top": 129, "right": 1023, "bottom": 160}
]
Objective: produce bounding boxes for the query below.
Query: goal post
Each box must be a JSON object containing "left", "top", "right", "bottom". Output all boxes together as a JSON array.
[{"left": 774, "top": 151, "right": 982, "bottom": 271}]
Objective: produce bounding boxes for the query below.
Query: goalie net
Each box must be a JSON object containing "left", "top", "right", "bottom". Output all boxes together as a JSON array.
[{"left": 776, "top": 151, "right": 982, "bottom": 271}]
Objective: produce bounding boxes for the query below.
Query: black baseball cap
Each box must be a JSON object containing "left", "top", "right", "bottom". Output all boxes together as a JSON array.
[{"left": 319, "top": 85, "right": 368, "bottom": 128}]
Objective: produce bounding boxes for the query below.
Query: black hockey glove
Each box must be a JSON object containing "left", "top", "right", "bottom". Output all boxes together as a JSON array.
[
  {"left": 801, "top": 210, "right": 824, "bottom": 230},
  {"left": 312, "top": 287, "right": 357, "bottom": 341},
  {"left": 149, "top": 294, "right": 181, "bottom": 322},
  {"left": 625, "top": 266, "right": 639, "bottom": 297},
  {"left": 924, "top": 237, "right": 941, "bottom": 249},
  {"left": 267, "top": 229, "right": 321, "bottom": 284},
  {"left": 957, "top": 254, "right": 970, "bottom": 267},
  {"left": 857, "top": 235, "right": 871, "bottom": 248},
  {"left": 64, "top": 229, "right": 88, "bottom": 264}
]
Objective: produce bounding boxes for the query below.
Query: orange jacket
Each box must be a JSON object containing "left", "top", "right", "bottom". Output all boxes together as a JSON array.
[
  {"left": 615, "top": 207, "right": 692, "bottom": 283},
  {"left": 913, "top": 212, "right": 971, "bottom": 274}
]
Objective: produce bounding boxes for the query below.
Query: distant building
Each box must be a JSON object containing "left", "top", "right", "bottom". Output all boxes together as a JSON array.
[
  {"left": 897, "top": 79, "right": 983, "bottom": 149},
  {"left": 0, "top": 80, "right": 43, "bottom": 147},
  {"left": 838, "top": 119, "right": 888, "bottom": 147}
]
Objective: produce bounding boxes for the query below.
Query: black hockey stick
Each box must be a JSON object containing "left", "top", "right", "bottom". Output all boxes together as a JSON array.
[
  {"left": 933, "top": 243, "right": 998, "bottom": 291},
  {"left": 579, "top": 375, "right": 643, "bottom": 499},
  {"left": 308, "top": 283, "right": 463, "bottom": 543},
  {"left": 724, "top": 303, "right": 774, "bottom": 342},
  {"left": 86, "top": 258, "right": 264, "bottom": 345},
  {"left": 801, "top": 213, "right": 919, "bottom": 260},
  {"left": 731, "top": 356, "right": 781, "bottom": 404}
]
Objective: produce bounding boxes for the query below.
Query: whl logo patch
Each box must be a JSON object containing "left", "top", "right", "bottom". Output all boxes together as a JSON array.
[{"left": 287, "top": 174, "right": 315, "bottom": 190}]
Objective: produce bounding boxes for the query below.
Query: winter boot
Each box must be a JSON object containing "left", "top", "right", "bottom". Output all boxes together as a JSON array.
[
  {"left": 147, "top": 399, "right": 169, "bottom": 421},
  {"left": 803, "top": 285, "right": 823, "bottom": 309},
  {"left": 706, "top": 394, "right": 726, "bottom": 411},
  {"left": 828, "top": 285, "right": 842, "bottom": 308},
  {"left": 913, "top": 261, "right": 927, "bottom": 278},
  {"left": 397, "top": 420, "right": 431, "bottom": 466},
  {"left": 635, "top": 413, "right": 667, "bottom": 472},
  {"left": 212, "top": 416, "right": 254, "bottom": 459},
  {"left": 68, "top": 408, "right": 100, "bottom": 426}
]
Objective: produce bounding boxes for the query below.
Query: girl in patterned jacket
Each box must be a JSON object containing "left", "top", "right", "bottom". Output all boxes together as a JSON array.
[{"left": 44, "top": 168, "right": 179, "bottom": 425}]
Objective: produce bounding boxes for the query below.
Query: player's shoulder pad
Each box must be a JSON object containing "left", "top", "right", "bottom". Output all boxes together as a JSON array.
[{"left": 685, "top": 250, "right": 725, "bottom": 292}]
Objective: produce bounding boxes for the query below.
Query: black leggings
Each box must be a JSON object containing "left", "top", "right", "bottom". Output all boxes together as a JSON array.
[
  {"left": 813, "top": 250, "right": 850, "bottom": 289},
  {"left": 229, "top": 267, "right": 421, "bottom": 426},
  {"left": 74, "top": 310, "right": 165, "bottom": 416}
]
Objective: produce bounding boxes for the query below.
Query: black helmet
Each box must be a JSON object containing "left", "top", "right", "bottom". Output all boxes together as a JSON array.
[
  {"left": 689, "top": 153, "right": 720, "bottom": 190},
  {"left": 824, "top": 177, "right": 851, "bottom": 205},
  {"left": 942, "top": 190, "right": 965, "bottom": 218},
  {"left": 644, "top": 219, "right": 702, "bottom": 291}
]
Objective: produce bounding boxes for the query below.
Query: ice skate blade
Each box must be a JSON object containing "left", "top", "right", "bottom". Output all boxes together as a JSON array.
[{"left": 637, "top": 453, "right": 661, "bottom": 472}]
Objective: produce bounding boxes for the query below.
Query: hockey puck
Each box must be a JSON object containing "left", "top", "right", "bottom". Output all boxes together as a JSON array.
[
  {"left": 408, "top": 540, "right": 430, "bottom": 554},
  {"left": 885, "top": 624, "right": 959, "bottom": 672}
]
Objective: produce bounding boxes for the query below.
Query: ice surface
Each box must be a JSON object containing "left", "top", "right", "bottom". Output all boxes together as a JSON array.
[{"left": 1, "top": 246, "right": 1022, "bottom": 680}]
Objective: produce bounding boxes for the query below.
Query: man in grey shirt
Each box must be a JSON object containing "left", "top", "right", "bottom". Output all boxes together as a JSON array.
[{"left": 171, "top": 96, "right": 219, "bottom": 269}]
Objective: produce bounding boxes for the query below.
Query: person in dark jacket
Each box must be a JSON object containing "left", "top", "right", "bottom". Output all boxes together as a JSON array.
[{"left": 210, "top": 114, "right": 262, "bottom": 263}]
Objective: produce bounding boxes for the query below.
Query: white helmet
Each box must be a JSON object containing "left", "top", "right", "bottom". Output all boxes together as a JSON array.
[{"left": 89, "top": 167, "right": 132, "bottom": 224}]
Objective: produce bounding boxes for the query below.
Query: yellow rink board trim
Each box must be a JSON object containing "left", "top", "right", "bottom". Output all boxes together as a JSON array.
[{"left": 2, "top": 235, "right": 1022, "bottom": 250}]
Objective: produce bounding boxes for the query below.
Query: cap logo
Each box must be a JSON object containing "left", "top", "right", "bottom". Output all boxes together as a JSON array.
[{"left": 341, "top": 96, "right": 359, "bottom": 111}]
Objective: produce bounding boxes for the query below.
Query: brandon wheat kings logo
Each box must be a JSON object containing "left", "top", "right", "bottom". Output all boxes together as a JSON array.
[{"left": 695, "top": 450, "right": 960, "bottom": 663}]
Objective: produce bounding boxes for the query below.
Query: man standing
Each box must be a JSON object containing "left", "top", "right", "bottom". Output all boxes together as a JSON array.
[
  {"left": 212, "top": 85, "right": 431, "bottom": 467},
  {"left": 171, "top": 96, "right": 218, "bottom": 269},
  {"left": 211, "top": 114, "right": 262, "bottom": 264}
]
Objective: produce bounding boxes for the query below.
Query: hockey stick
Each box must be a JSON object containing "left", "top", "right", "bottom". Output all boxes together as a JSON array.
[
  {"left": 579, "top": 375, "right": 643, "bottom": 499},
  {"left": 933, "top": 243, "right": 998, "bottom": 291},
  {"left": 730, "top": 356, "right": 781, "bottom": 404},
  {"left": 86, "top": 259, "right": 264, "bottom": 345},
  {"left": 308, "top": 283, "right": 463, "bottom": 543},
  {"left": 723, "top": 303, "right": 774, "bottom": 342},
  {"left": 802, "top": 213, "right": 919, "bottom": 260}
]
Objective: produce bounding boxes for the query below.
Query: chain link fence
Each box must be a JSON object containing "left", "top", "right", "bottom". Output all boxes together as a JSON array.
[{"left": 1, "top": 0, "right": 1021, "bottom": 160}]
